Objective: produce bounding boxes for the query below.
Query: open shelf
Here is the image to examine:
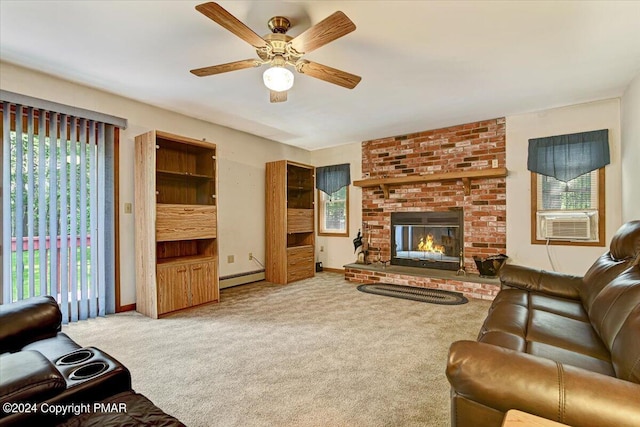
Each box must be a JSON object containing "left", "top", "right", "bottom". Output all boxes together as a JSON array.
[{"left": 157, "top": 169, "right": 215, "bottom": 180}]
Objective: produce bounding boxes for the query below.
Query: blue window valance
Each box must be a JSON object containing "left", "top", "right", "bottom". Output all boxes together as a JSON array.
[
  {"left": 527, "top": 129, "right": 609, "bottom": 182},
  {"left": 316, "top": 163, "right": 351, "bottom": 196}
]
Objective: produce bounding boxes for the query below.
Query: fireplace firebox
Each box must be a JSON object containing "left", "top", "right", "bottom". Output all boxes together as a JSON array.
[{"left": 391, "top": 210, "right": 463, "bottom": 271}]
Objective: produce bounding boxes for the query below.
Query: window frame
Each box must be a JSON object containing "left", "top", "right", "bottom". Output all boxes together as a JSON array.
[
  {"left": 530, "top": 168, "right": 605, "bottom": 246},
  {"left": 317, "top": 185, "right": 349, "bottom": 237}
]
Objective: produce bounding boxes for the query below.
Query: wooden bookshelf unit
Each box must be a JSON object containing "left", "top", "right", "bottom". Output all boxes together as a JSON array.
[
  {"left": 135, "top": 130, "right": 219, "bottom": 318},
  {"left": 265, "top": 160, "right": 315, "bottom": 284}
]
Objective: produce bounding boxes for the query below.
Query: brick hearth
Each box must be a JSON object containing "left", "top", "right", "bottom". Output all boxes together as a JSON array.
[
  {"left": 349, "top": 118, "right": 507, "bottom": 300},
  {"left": 345, "top": 264, "right": 500, "bottom": 301}
]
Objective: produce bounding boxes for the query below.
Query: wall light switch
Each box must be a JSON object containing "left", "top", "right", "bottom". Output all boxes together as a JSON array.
[
  {"left": 227, "top": 255, "right": 234, "bottom": 264},
  {"left": 124, "top": 203, "right": 132, "bottom": 214}
]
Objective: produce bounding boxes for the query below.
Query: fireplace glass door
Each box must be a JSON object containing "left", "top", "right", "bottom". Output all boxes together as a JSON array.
[{"left": 391, "top": 211, "right": 463, "bottom": 271}]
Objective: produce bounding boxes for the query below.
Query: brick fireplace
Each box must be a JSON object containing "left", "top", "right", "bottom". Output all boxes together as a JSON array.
[{"left": 347, "top": 118, "right": 507, "bottom": 300}]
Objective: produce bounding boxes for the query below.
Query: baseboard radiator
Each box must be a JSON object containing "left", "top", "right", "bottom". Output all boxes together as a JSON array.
[{"left": 219, "top": 270, "right": 265, "bottom": 289}]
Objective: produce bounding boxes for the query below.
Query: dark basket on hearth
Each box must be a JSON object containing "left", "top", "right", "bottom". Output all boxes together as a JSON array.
[{"left": 473, "top": 254, "right": 508, "bottom": 278}]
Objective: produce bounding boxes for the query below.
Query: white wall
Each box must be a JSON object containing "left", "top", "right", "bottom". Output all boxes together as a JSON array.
[
  {"left": 621, "top": 73, "right": 640, "bottom": 223},
  {"left": 0, "top": 61, "right": 311, "bottom": 306},
  {"left": 3, "top": 59, "right": 634, "bottom": 299},
  {"left": 310, "top": 142, "right": 362, "bottom": 270},
  {"left": 506, "top": 99, "right": 623, "bottom": 275},
  {"left": 317, "top": 99, "right": 627, "bottom": 276}
]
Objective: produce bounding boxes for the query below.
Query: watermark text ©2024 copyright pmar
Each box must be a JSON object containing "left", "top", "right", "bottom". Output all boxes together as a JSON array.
[{"left": 3, "top": 401, "right": 127, "bottom": 417}]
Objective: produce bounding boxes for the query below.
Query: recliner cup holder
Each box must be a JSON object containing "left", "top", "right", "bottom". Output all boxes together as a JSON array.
[
  {"left": 68, "top": 361, "right": 108, "bottom": 380},
  {"left": 56, "top": 349, "right": 94, "bottom": 366}
]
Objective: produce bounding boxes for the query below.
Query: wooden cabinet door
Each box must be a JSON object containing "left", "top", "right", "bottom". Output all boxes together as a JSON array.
[
  {"left": 156, "top": 204, "right": 217, "bottom": 241},
  {"left": 190, "top": 261, "right": 216, "bottom": 306},
  {"left": 157, "top": 264, "right": 190, "bottom": 314},
  {"left": 287, "top": 209, "right": 314, "bottom": 233}
]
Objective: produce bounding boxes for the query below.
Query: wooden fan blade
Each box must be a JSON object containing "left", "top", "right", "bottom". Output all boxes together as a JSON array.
[
  {"left": 289, "top": 11, "right": 355, "bottom": 54},
  {"left": 270, "top": 90, "right": 287, "bottom": 103},
  {"left": 191, "top": 59, "right": 261, "bottom": 77},
  {"left": 298, "top": 60, "right": 361, "bottom": 89},
  {"left": 196, "top": 2, "right": 268, "bottom": 49}
]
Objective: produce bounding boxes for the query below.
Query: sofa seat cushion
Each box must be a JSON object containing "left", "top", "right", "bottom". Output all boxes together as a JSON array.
[
  {"left": 489, "top": 289, "right": 589, "bottom": 320},
  {"left": 478, "top": 289, "right": 615, "bottom": 375},
  {"left": 481, "top": 302, "right": 528, "bottom": 336},
  {"left": 527, "top": 310, "right": 610, "bottom": 361},
  {"left": 22, "top": 332, "right": 81, "bottom": 362},
  {"left": 478, "top": 331, "right": 526, "bottom": 352},
  {"left": 527, "top": 341, "right": 615, "bottom": 376},
  {"left": 529, "top": 293, "right": 589, "bottom": 321}
]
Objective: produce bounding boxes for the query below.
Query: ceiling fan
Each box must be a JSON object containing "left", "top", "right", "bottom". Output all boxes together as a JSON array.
[{"left": 190, "top": 2, "right": 362, "bottom": 103}]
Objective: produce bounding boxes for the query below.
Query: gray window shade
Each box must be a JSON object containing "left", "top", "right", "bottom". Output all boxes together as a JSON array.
[
  {"left": 2, "top": 101, "right": 116, "bottom": 323},
  {"left": 527, "top": 129, "right": 609, "bottom": 182},
  {"left": 316, "top": 163, "right": 351, "bottom": 196}
]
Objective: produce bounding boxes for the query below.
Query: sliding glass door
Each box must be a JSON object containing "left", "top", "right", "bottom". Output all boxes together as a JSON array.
[{"left": 1, "top": 100, "right": 118, "bottom": 322}]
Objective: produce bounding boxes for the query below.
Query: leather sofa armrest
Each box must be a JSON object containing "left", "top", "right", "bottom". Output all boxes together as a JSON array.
[
  {"left": 0, "top": 296, "right": 62, "bottom": 353},
  {"left": 499, "top": 264, "right": 583, "bottom": 300},
  {"left": 446, "top": 340, "right": 640, "bottom": 427},
  {"left": 0, "top": 350, "right": 66, "bottom": 408}
]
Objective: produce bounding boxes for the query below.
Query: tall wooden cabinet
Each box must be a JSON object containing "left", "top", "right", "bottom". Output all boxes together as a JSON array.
[
  {"left": 135, "top": 130, "right": 219, "bottom": 318},
  {"left": 265, "top": 160, "right": 315, "bottom": 284}
]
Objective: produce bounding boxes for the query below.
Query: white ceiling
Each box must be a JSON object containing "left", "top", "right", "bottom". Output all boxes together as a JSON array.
[{"left": 1, "top": 1, "right": 640, "bottom": 150}]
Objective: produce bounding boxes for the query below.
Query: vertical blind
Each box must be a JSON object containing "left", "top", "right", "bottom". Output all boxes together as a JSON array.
[{"left": 1, "top": 96, "right": 121, "bottom": 323}]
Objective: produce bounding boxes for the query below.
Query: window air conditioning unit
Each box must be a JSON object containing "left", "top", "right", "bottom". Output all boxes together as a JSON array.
[{"left": 537, "top": 212, "right": 596, "bottom": 241}]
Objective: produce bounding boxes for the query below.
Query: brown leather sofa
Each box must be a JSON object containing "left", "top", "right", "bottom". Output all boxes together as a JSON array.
[
  {"left": 446, "top": 220, "right": 640, "bottom": 427},
  {"left": 0, "top": 296, "right": 183, "bottom": 426}
]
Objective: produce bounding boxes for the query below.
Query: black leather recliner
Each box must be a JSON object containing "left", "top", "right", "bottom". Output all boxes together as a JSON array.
[{"left": 0, "top": 296, "right": 131, "bottom": 426}]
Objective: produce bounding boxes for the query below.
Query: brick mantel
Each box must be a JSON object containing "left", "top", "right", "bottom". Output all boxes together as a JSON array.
[{"left": 359, "top": 118, "right": 507, "bottom": 277}]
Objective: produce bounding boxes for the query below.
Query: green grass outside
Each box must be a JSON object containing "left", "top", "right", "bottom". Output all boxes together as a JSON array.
[{"left": 10, "top": 248, "right": 92, "bottom": 300}]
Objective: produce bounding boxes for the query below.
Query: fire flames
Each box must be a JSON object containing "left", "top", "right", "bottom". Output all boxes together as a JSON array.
[{"left": 418, "top": 234, "right": 445, "bottom": 254}]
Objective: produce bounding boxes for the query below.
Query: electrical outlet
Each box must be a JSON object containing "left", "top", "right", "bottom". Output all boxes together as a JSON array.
[
  {"left": 124, "top": 202, "right": 132, "bottom": 214},
  {"left": 227, "top": 255, "right": 234, "bottom": 264},
  {"left": 492, "top": 159, "right": 498, "bottom": 168},
  {"left": 249, "top": 252, "right": 253, "bottom": 260},
  {"left": 320, "top": 246, "right": 324, "bottom": 252}
]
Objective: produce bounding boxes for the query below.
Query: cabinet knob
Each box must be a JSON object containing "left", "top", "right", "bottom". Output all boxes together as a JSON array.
[
  {"left": 177, "top": 268, "right": 187, "bottom": 273},
  {"left": 192, "top": 266, "right": 203, "bottom": 271}
]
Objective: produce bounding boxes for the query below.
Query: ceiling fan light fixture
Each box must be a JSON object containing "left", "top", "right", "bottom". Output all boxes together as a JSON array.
[{"left": 263, "top": 66, "right": 294, "bottom": 92}]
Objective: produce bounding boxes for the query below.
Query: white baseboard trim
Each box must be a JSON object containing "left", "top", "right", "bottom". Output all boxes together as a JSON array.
[{"left": 219, "top": 270, "right": 265, "bottom": 289}]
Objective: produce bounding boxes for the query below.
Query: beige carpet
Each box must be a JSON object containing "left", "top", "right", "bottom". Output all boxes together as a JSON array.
[{"left": 63, "top": 273, "right": 490, "bottom": 427}]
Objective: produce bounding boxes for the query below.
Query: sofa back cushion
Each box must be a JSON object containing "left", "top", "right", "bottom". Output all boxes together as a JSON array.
[
  {"left": 610, "top": 220, "right": 640, "bottom": 261},
  {"left": 0, "top": 296, "right": 62, "bottom": 354},
  {"left": 581, "top": 220, "right": 640, "bottom": 312},
  {"left": 589, "top": 263, "right": 640, "bottom": 383},
  {"left": 610, "top": 301, "right": 640, "bottom": 383}
]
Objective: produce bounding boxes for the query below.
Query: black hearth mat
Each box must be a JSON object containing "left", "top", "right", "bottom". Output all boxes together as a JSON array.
[{"left": 357, "top": 283, "right": 468, "bottom": 305}]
